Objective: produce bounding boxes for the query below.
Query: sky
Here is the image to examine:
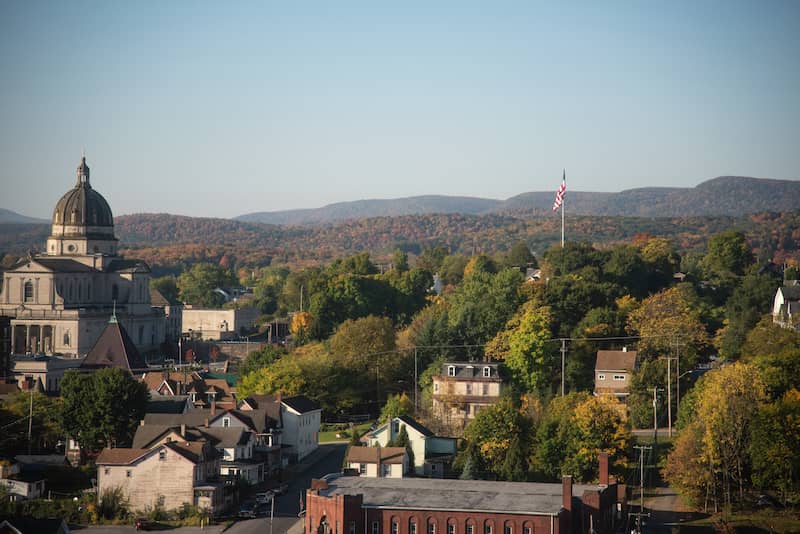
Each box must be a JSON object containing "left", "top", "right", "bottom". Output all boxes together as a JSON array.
[{"left": 1, "top": 1, "right": 799, "bottom": 219}]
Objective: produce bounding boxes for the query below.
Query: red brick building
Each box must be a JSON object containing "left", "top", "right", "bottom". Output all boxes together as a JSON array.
[{"left": 305, "top": 453, "right": 626, "bottom": 534}]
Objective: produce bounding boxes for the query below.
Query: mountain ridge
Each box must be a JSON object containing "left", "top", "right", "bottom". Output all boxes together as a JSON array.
[{"left": 236, "top": 176, "right": 800, "bottom": 224}]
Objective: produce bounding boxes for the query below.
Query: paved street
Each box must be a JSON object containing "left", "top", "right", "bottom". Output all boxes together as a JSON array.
[{"left": 82, "top": 443, "right": 347, "bottom": 534}]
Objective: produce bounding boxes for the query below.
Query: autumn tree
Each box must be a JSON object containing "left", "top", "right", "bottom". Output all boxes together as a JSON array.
[
  {"left": 329, "top": 315, "right": 397, "bottom": 379},
  {"left": 463, "top": 398, "right": 530, "bottom": 479},
  {"left": 238, "top": 345, "right": 284, "bottom": 377},
  {"left": 177, "top": 262, "right": 237, "bottom": 308},
  {"left": 60, "top": 368, "right": 149, "bottom": 451},
  {"left": 749, "top": 389, "right": 800, "bottom": 504},
  {"left": 150, "top": 276, "right": 179, "bottom": 304},
  {"left": 740, "top": 316, "right": 800, "bottom": 398},
  {"left": 716, "top": 273, "right": 778, "bottom": 360},
  {"left": 379, "top": 392, "right": 414, "bottom": 423}
]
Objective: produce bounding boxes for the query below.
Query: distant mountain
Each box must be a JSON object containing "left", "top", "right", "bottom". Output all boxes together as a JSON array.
[
  {"left": 236, "top": 176, "right": 800, "bottom": 224},
  {"left": 0, "top": 208, "right": 47, "bottom": 224},
  {"left": 236, "top": 195, "right": 501, "bottom": 224}
]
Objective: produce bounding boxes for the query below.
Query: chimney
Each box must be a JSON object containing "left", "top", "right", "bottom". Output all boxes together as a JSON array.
[
  {"left": 180, "top": 423, "right": 186, "bottom": 437},
  {"left": 622, "top": 346, "right": 627, "bottom": 352},
  {"left": 204, "top": 418, "right": 209, "bottom": 428},
  {"left": 276, "top": 392, "right": 282, "bottom": 404},
  {"left": 562, "top": 475, "right": 573, "bottom": 512},
  {"left": 599, "top": 452, "right": 609, "bottom": 485},
  {"left": 211, "top": 399, "right": 216, "bottom": 416}
]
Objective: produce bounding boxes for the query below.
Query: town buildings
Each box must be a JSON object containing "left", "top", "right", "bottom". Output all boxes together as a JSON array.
[
  {"left": 773, "top": 282, "right": 800, "bottom": 329},
  {"left": 432, "top": 361, "right": 504, "bottom": 426},
  {"left": 362, "top": 416, "right": 457, "bottom": 477},
  {"left": 593, "top": 349, "right": 638, "bottom": 402},
  {"left": 0, "top": 157, "right": 166, "bottom": 358}
]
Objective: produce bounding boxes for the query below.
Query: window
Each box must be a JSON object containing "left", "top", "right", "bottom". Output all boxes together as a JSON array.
[
  {"left": 466, "top": 526, "right": 474, "bottom": 534},
  {"left": 23, "top": 281, "right": 34, "bottom": 303},
  {"left": 381, "top": 463, "right": 390, "bottom": 477},
  {"left": 613, "top": 375, "right": 626, "bottom": 381},
  {"left": 428, "top": 521, "right": 435, "bottom": 534},
  {"left": 359, "top": 463, "right": 366, "bottom": 475},
  {"left": 104, "top": 467, "right": 110, "bottom": 475},
  {"left": 483, "top": 366, "right": 491, "bottom": 377},
  {"left": 372, "top": 521, "right": 380, "bottom": 534},
  {"left": 349, "top": 522, "right": 356, "bottom": 534},
  {"left": 448, "top": 525, "right": 455, "bottom": 534},
  {"left": 392, "top": 521, "right": 399, "bottom": 534},
  {"left": 434, "top": 383, "right": 439, "bottom": 393},
  {"left": 447, "top": 366, "right": 456, "bottom": 376},
  {"left": 598, "top": 374, "right": 606, "bottom": 380},
  {"left": 466, "top": 384, "right": 472, "bottom": 395},
  {"left": 159, "top": 450, "right": 166, "bottom": 460},
  {"left": 504, "top": 527, "right": 512, "bottom": 534},
  {"left": 126, "top": 470, "right": 132, "bottom": 478},
  {"left": 523, "top": 529, "right": 531, "bottom": 534},
  {"left": 484, "top": 525, "right": 492, "bottom": 534},
  {"left": 482, "top": 383, "right": 489, "bottom": 396},
  {"left": 409, "top": 522, "right": 417, "bottom": 534},
  {"left": 223, "top": 417, "right": 230, "bottom": 428},
  {"left": 393, "top": 420, "right": 400, "bottom": 434}
]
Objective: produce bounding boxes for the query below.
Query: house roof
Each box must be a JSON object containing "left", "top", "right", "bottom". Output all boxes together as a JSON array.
[
  {"left": 132, "top": 425, "right": 176, "bottom": 449},
  {"left": 239, "top": 394, "right": 282, "bottom": 424},
  {"left": 347, "top": 446, "right": 407, "bottom": 465},
  {"left": 282, "top": 395, "right": 320, "bottom": 414},
  {"left": 146, "top": 395, "right": 189, "bottom": 414},
  {"left": 95, "top": 448, "right": 150, "bottom": 465},
  {"left": 166, "top": 440, "right": 209, "bottom": 464},
  {"left": 315, "top": 474, "right": 602, "bottom": 516},
  {"left": 81, "top": 319, "right": 148, "bottom": 372},
  {"left": 197, "top": 426, "right": 250, "bottom": 448},
  {"left": 396, "top": 415, "right": 434, "bottom": 437},
  {"left": 28, "top": 258, "right": 96, "bottom": 273},
  {"left": 439, "top": 362, "right": 502, "bottom": 381},
  {"left": 595, "top": 350, "right": 637, "bottom": 372},
  {"left": 149, "top": 287, "right": 172, "bottom": 307},
  {"left": 780, "top": 285, "right": 800, "bottom": 301}
]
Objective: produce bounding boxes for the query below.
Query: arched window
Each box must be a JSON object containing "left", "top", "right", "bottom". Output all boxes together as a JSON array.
[
  {"left": 446, "top": 519, "right": 456, "bottom": 534},
  {"left": 23, "top": 281, "right": 34, "bottom": 303},
  {"left": 63, "top": 331, "right": 70, "bottom": 347},
  {"left": 465, "top": 519, "right": 476, "bottom": 534},
  {"left": 427, "top": 518, "right": 436, "bottom": 534},
  {"left": 409, "top": 518, "right": 418, "bottom": 534}
]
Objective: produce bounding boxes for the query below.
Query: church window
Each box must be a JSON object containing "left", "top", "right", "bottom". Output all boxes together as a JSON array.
[
  {"left": 67, "top": 244, "right": 75, "bottom": 252},
  {"left": 23, "top": 281, "right": 34, "bottom": 303},
  {"left": 63, "top": 331, "right": 70, "bottom": 347}
]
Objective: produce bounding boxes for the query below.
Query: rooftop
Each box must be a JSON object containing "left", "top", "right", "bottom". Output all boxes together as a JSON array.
[{"left": 315, "top": 474, "right": 600, "bottom": 516}]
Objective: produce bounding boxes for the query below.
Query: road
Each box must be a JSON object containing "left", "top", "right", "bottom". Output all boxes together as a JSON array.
[
  {"left": 227, "top": 442, "right": 347, "bottom": 534},
  {"left": 82, "top": 443, "right": 347, "bottom": 534}
]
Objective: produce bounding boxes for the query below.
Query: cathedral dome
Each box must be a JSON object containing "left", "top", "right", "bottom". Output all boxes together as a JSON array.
[{"left": 51, "top": 157, "right": 114, "bottom": 236}]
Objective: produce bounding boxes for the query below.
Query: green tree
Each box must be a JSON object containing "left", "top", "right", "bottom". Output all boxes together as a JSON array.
[
  {"left": 238, "top": 345, "right": 284, "bottom": 377},
  {"left": 1, "top": 391, "right": 63, "bottom": 453},
  {"left": 439, "top": 255, "right": 469, "bottom": 286},
  {"left": 392, "top": 249, "right": 409, "bottom": 273},
  {"left": 702, "top": 230, "right": 754, "bottom": 277},
  {"left": 504, "top": 242, "right": 537, "bottom": 270},
  {"left": 716, "top": 274, "right": 778, "bottom": 360},
  {"left": 379, "top": 393, "right": 414, "bottom": 423},
  {"left": 252, "top": 266, "right": 289, "bottom": 315},
  {"left": 459, "top": 442, "right": 483, "bottom": 480},
  {"left": 416, "top": 246, "right": 448, "bottom": 273},
  {"left": 741, "top": 316, "right": 800, "bottom": 398},
  {"left": 60, "top": 368, "right": 149, "bottom": 451},
  {"left": 329, "top": 315, "right": 397, "bottom": 376},
  {"left": 500, "top": 433, "right": 528, "bottom": 481},
  {"left": 150, "top": 276, "right": 179, "bottom": 303},
  {"left": 177, "top": 263, "right": 237, "bottom": 308},
  {"left": 749, "top": 389, "right": 800, "bottom": 504},
  {"left": 395, "top": 425, "right": 415, "bottom": 469},
  {"left": 463, "top": 398, "right": 529, "bottom": 479}
]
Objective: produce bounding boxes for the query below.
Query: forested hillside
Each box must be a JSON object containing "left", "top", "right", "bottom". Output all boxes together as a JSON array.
[{"left": 1, "top": 211, "right": 799, "bottom": 272}]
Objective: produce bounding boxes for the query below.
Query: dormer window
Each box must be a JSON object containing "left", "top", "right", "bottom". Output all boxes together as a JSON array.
[
  {"left": 483, "top": 367, "right": 491, "bottom": 377},
  {"left": 222, "top": 417, "right": 230, "bottom": 428},
  {"left": 447, "top": 366, "right": 456, "bottom": 377},
  {"left": 159, "top": 450, "right": 166, "bottom": 460}
]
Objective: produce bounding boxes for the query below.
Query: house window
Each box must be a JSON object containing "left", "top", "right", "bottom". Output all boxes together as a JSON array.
[
  {"left": 504, "top": 527, "right": 512, "bottom": 534},
  {"left": 409, "top": 522, "right": 417, "bottom": 534},
  {"left": 448, "top": 525, "right": 455, "bottom": 534},
  {"left": 159, "top": 450, "right": 166, "bottom": 460},
  {"left": 466, "top": 384, "right": 472, "bottom": 395},
  {"left": 482, "top": 383, "right": 489, "bottom": 396},
  {"left": 359, "top": 463, "right": 366, "bottom": 475},
  {"left": 223, "top": 417, "right": 230, "bottom": 428},
  {"left": 23, "top": 281, "right": 34, "bottom": 302},
  {"left": 126, "top": 470, "right": 132, "bottom": 478},
  {"left": 381, "top": 464, "right": 390, "bottom": 477},
  {"left": 484, "top": 525, "right": 492, "bottom": 534},
  {"left": 447, "top": 366, "right": 455, "bottom": 376},
  {"left": 434, "top": 383, "right": 439, "bottom": 393},
  {"left": 523, "top": 529, "right": 531, "bottom": 534},
  {"left": 392, "top": 420, "right": 400, "bottom": 434},
  {"left": 428, "top": 522, "right": 435, "bottom": 534},
  {"left": 613, "top": 375, "right": 626, "bottom": 381},
  {"left": 466, "top": 526, "right": 474, "bottom": 534},
  {"left": 372, "top": 521, "right": 380, "bottom": 534},
  {"left": 598, "top": 374, "right": 606, "bottom": 380},
  {"left": 104, "top": 467, "right": 110, "bottom": 475},
  {"left": 391, "top": 521, "right": 399, "bottom": 534},
  {"left": 483, "top": 366, "right": 491, "bottom": 377}
]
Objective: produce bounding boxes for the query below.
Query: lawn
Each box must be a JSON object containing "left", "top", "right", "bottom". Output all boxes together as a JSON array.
[
  {"left": 318, "top": 421, "right": 374, "bottom": 443},
  {"left": 677, "top": 510, "right": 800, "bottom": 533}
]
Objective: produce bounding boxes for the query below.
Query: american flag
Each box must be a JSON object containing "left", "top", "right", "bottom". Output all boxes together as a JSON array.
[{"left": 552, "top": 170, "right": 566, "bottom": 212}]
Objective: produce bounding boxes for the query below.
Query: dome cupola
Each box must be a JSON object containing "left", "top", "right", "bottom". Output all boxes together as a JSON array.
[{"left": 47, "top": 156, "right": 118, "bottom": 257}]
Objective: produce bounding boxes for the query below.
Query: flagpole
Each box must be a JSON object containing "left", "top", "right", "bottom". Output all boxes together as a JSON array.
[{"left": 561, "top": 169, "right": 565, "bottom": 248}]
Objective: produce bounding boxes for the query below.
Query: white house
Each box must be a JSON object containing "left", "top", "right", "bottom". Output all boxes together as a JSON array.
[
  {"left": 773, "top": 283, "right": 800, "bottom": 330},
  {"left": 363, "top": 416, "right": 457, "bottom": 477},
  {"left": 280, "top": 396, "right": 321, "bottom": 462},
  {"left": 347, "top": 446, "right": 408, "bottom": 478}
]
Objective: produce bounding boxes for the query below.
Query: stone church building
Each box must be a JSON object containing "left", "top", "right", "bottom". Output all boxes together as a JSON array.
[{"left": 0, "top": 157, "right": 166, "bottom": 358}]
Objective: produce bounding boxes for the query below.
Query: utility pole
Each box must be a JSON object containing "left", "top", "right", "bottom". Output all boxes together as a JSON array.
[
  {"left": 413, "top": 347, "right": 418, "bottom": 413},
  {"left": 651, "top": 387, "right": 664, "bottom": 444},
  {"left": 560, "top": 339, "right": 567, "bottom": 396},
  {"left": 632, "top": 445, "right": 652, "bottom": 534},
  {"left": 27, "top": 385, "right": 34, "bottom": 455}
]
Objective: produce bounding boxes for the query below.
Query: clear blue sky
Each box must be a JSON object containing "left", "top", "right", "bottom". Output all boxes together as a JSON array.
[{"left": 1, "top": 1, "right": 798, "bottom": 219}]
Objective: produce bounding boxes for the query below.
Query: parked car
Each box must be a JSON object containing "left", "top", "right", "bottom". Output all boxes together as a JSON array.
[
  {"left": 238, "top": 501, "right": 258, "bottom": 519},
  {"left": 134, "top": 518, "right": 154, "bottom": 531}
]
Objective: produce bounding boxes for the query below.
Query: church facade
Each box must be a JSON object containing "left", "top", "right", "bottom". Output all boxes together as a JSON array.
[{"left": 0, "top": 157, "right": 166, "bottom": 358}]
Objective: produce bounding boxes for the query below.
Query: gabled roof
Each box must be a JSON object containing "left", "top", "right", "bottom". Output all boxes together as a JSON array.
[
  {"left": 106, "top": 259, "right": 150, "bottom": 273},
  {"left": 595, "top": 350, "right": 637, "bottom": 372},
  {"left": 95, "top": 448, "right": 150, "bottom": 465},
  {"left": 81, "top": 319, "right": 148, "bottom": 373},
  {"left": 149, "top": 287, "right": 172, "bottom": 307},
  {"left": 132, "top": 425, "right": 177, "bottom": 449},
  {"left": 282, "top": 395, "right": 320, "bottom": 414},
  {"left": 347, "top": 446, "right": 407, "bottom": 465},
  {"left": 146, "top": 395, "right": 189, "bottom": 414},
  {"left": 396, "top": 415, "right": 434, "bottom": 437},
  {"left": 18, "top": 257, "right": 96, "bottom": 273},
  {"left": 197, "top": 426, "right": 250, "bottom": 448}
]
